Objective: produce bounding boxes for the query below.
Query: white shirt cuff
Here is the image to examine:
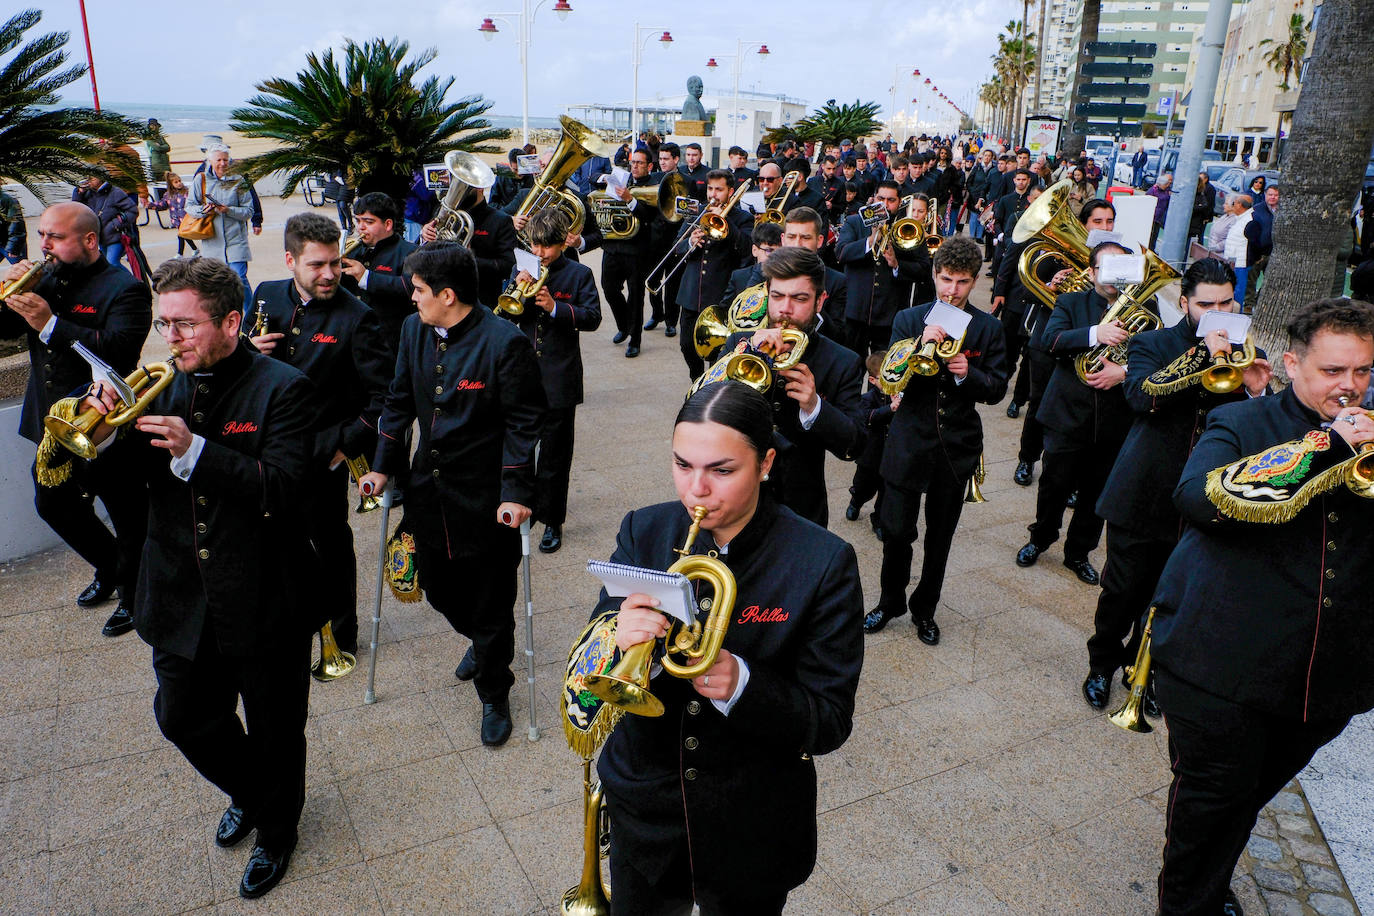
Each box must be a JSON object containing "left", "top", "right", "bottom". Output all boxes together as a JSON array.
[
  {"left": 626, "top": 197, "right": 638, "bottom": 210},
  {"left": 798, "top": 398, "right": 822, "bottom": 429},
  {"left": 1088, "top": 326, "right": 1099, "bottom": 347},
  {"left": 711, "top": 656, "right": 750, "bottom": 715},
  {"left": 169, "top": 433, "right": 207, "bottom": 480},
  {"left": 39, "top": 315, "right": 57, "bottom": 344},
  {"left": 953, "top": 373, "right": 967, "bottom": 386},
  {"left": 358, "top": 270, "right": 370, "bottom": 290}
]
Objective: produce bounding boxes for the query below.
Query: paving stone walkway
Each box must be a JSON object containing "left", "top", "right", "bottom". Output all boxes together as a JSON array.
[{"left": 0, "top": 199, "right": 1366, "bottom": 914}]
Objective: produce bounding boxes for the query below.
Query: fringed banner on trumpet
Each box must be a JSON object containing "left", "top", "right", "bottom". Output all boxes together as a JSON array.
[
  {"left": 1142, "top": 346, "right": 1211, "bottom": 396},
  {"left": 385, "top": 519, "right": 423, "bottom": 603},
  {"left": 35, "top": 397, "right": 79, "bottom": 488},
  {"left": 1204, "top": 429, "right": 1353, "bottom": 523},
  {"left": 563, "top": 610, "right": 625, "bottom": 760}
]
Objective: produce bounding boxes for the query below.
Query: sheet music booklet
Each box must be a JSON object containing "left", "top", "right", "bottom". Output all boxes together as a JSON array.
[{"left": 586, "top": 560, "right": 698, "bottom": 626}]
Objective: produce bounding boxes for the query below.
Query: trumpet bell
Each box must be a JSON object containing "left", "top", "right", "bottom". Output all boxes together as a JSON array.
[
  {"left": 311, "top": 621, "right": 356, "bottom": 682},
  {"left": 496, "top": 294, "right": 525, "bottom": 316},
  {"left": 910, "top": 341, "right": 941, "bottom": 377},
  {"left": 892, "top": 217, "right": 924, "bottom": 249},
  {"left": 582, "top": 641, "right": 666, "bottom": 717},
  {"left": 43, "top": 412, "right": 98, "bottom": 460}
]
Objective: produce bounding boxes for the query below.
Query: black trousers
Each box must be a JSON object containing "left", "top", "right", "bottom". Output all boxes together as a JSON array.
[
  {"left": 601, "top": 250, "right": 645, "bottom": 347},
  {"left": 999, "top": 306, "right": 1028, "bottom": 403},
  {"left": 1155, "top": 670, "right": 1350, "bottom": 916},
  {"left": 302, "top": 464, "right": 357, "bottom": 652},
  {"left": 647, "top": 255, "right": 682, "bottom": 329},
  {"left": 31, "top": 447, "right": 147, "bottom": 603},
  {"left": 846, "top": 320, "right": 892, "bottom": 359},
  {"left": 536, "top": 406, "right": 576, "bottom": 527},
  {"left": 877, "top": 463, "right": 967, "bottom": 620},
  {"left": 1087, "top": 524, "right": 1176, "bottom": 674},
  {"left": 1028, "top": 438, "right": 1116, "bottom": 560},
  {"left": 416, "top": 536, "right": 519, "bottom": 702},
  {"left": 1017, "top": 348, "right": 1053, "bottom": 464},
  {"left": 679, "top": 309, "right": 704, "bottom": 380},
  {"left": 850, "top": 462, "right": 884, "bottom": 511},
  {"left": 152, "top": 627, "right": 311, "bottom": 849}
]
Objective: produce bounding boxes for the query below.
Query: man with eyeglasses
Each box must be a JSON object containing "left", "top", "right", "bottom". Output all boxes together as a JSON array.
[
  {"left": 78, "top": 257, "right": 318, "bottom": 899},
  {"left": 0, "top": 201, "right": 150, "bottom": 637},
  {"left": 753, "top": 161, "right": 797, "bottom": 223},
  {"left": 836, "top": 181, "right": 926, "bottom": 356},
  {"left": 249, "top": 212, "right": 392, "bottom": 656}
]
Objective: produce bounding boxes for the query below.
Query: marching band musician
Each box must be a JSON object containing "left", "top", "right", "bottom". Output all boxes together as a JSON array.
[
  {"left": 1150, "top": 298, "right": 1374, "bottom": 916},
  {"left": 716, "top": 221, "right": 783, "bottom": 316},
  {"left": 80, "top": 258, "right": 319, "bottom": 899},
  {"left": 250, "top": 212, "right": 392, "bottom": 656},
  {"left": 340, "top": 192, "right": 417, "bottom": 350},
  {"left": 835, "top": 181, "right": 929, "bottom": 357},
  {"left": 678, "top": 142, "right": 710, "bottom": 202},
  {"left": 0, "top": 201, "right": 150, "bottom": 637},
  {"left": 673, "top": 170, "right": 754, "bottom": 380},
  {"left": 864, "top": 238, "right": 1008, "bottom": 644},
  {"left": 359, "top": 242, "right": 545, "bottom": 747},
  {"left": 717, "top": 246, "right": 865, "bottom": 526},
  {"left": 647, "top": 143, "right": 687, "bottom": 338},
  {"left": 498, "top": 208, "right": 601, "bottom": 555},
  {"left": 1015, "top": 240, "right": 1157, "bottom": 587},
  {"left": 726, "top": 145, "right": 756, "bottom": 186},
  {"left": 1082, "top": 258, "right": 1270, "bottom": 712},
  {"left": 420, "top": 180, "right": 517, "bottom": 310},
  {"left": 589, "top": 380, "right": 863, "bottom": 914},
  {"left": 781, "top": 207, "right": 849, "bottom": 342},
  {"left": 604, "top": 148, "right": 663, "bottom": 356}
]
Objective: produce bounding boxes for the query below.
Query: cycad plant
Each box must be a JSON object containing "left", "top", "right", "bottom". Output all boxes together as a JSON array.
[
  {"left": 764, "top": 100, "right": 884, "bottom": 149},
  {"left": 0, "top": 8, "right": 143, "bottom": 197},
  {"left": 231, "top": 37, "right": 509, "bottom": 206}
]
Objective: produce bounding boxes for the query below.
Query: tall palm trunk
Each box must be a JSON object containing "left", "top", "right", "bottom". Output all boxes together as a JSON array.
[
  {"left": 1061, "top": 0, "right": 1101, "bottom": 160},
  {"left": 1253, "top": 0, "right": 1374, "bottom": 377}
]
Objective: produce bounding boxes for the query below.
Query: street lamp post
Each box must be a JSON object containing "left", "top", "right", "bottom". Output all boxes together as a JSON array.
[
  {"left": 478, "top": 0, "right": 574, "bottom": 145},
  {"left": 705, "top": 40, "right": 770, "bottom": 154},
  {"left": 631, "top": 23, "right": 674, "bottom": 143},
  {"left": 889, "top": 65, "right": 921, "bottom": 136}
]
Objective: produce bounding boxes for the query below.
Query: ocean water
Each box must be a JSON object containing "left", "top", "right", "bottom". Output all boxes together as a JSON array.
[{"left": 96, "top": 102, "right": 560, "bottom": 136}]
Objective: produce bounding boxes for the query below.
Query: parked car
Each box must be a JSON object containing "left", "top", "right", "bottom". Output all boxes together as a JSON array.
[
  {"left": 1152, "top": 148, "right": 1222, "bottom": 188},
  {"left": 1212, "top": 168, "right": 1281, "bottom": 215},
  {"left": 1114, "top": 149, "right": 1159, "bottom": 185}
]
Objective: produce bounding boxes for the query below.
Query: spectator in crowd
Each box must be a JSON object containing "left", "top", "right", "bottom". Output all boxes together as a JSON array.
[
  {"left": 1246, "top": 174, "right": 1267, "bottom": 205},
  {"left": 1189, "top": 171, "right": 1217, "bottom": 244},
  {"left": 1207, "top": 194, "right": 1242, "bottom": 258},
  {"left": 1, "top": 189, "right": 26, "bottom": 263},
  {"left": 1147, "top": 173, "right": 1173, "bottom": 249},
  {"left": 145, "top": 119, "right": 171, "bottom": 196},
  {"left": 72, "top": 176, "right": 138, "bottom": 268},
  {"left": 1130, "top": 147, "right": 1148, "bottom": 188},
  {"left": 404, "top": 168, "right": 438, "bottom": 243},
  {"left": 187, "top": 143, "right": 255, "bottom": 313},
  {"left": 1244, "top": 185, "right": 1279, "bottom": 311},
  {"left": 1224, "top": 195, "right": 1255, "bottom": 303},
  {"left": 1068, "top": 166, "right": 1093, "bottom": 210},
  {"left": 146, "top": 172, "right": 198, "bottom": 256}
]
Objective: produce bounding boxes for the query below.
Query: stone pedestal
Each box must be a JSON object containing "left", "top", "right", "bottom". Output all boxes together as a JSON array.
[
  {"left": 673, "top": 120, "right": 709, "bottom": 136},
  {"left": 665, "top": 134, "right": 722, "bottom": 169}
]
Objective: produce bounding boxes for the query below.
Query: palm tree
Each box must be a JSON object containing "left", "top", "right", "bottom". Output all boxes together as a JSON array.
[
  {"left": 764, "top": 100, "right": 883, "bottom": 149},
  {"left": 0, "top": 9, "right": 142, "bottom": 197},
  {"left": 1252, "top": 0, "right": 1374, "bottom": 375},
  {"left": 992, "top": 20, "right": 1037, "bottom": 141},
  {"left": 1061, "top": 0, "right": 1102, "bottom": 160},
  {"left": 1259, "top": 12, "right": 1310, "bottom": 91},
  {"left": 230, "top": 37, "right": 509, "bottom": 206}
]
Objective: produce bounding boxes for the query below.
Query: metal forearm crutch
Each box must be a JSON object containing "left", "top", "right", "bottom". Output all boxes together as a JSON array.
[
  {"left": 519, "top": 517, "right": 539, "bottom": 741},
  {"left": 362, "top": 480, "right": 393, "bottom": 705}
]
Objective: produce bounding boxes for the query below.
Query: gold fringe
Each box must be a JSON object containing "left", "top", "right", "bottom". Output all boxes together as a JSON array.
[
  {"left": 1205, "top": 460, "right": 1351, "bottom": 524},
  {"left": 1141, "top": 347, "right": 1208, "bottom": 397},
  {"left": 34, "top": 398, "right": 79, "bottom": 488}
]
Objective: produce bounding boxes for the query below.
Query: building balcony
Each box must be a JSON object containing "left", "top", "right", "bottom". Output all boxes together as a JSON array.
[{"left": 1273, "top": 88, "right": 1300, "bottom": 113}]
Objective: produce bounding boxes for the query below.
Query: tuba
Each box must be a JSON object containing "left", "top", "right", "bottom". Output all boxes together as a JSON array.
[
  {"left": 581, "top": 506, "right": 738, "bottom": 717},
  {"left": 0, "top": 254, "right": 55, "bottom": 304},
  {"left": 754, "top": 171, "right": 799, "bottom": 225},
  {"left": 561, "top": 759, "right": 612, "bottom": 915},
  {"left": 1073, "top": 247, "right": 1177, "bottom": 383},
  {"left": 432, "top": 150, "right": 496, "bottom": 246},
  {"left": 496, "top": 265, "right": 549, "bottom": 317},
  {"left": 1013, "top": 179, "right": 1093, "bottom": 310},
  {"left": 589, "top": 172, "right": 687, "bottom": 240},
  {"left": 1109, "top": 607, "right": 1156, "bottom": 733},
  {"left": 513, "top": 116, "right": 610, "bottom": 247}
]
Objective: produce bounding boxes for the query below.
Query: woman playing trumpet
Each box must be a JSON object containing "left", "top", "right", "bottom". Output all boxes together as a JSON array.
[{"left": 587, "top": 381, "right": 863, "bottom": 915}]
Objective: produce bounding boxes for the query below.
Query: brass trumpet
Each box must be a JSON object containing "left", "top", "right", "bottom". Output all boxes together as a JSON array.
[
  {"left": 311, "top": 621, "right": 356, "bottom": 682},
  {"left": 874, "top": 196, "right": 924, "bottom": 263},
  {"left": 688, "top": 326, "right": 808, "bottom": 398},
  {"left": 1336, "top": 397, "right": 1374, "bottom": 499},
  {"left": 45, "top": 359, "right": 178, "bottom": 459},
  {"left": 581, "top": 506, "right": 738, "bottom": 717},
  {"left": 340, "top": 233, "right": 365, "bottom": 259},
  {"left": 1109, "top": 607, "right": 1156, "bottom": 733},
  {"left": 881, "top": 327, "right": 967, "bottom": 388},
  {"left": 496, "top": 265, "right": 549, "bottom": 317},
  {"left": 249, "top": 299, "right": 270, "bottom": 338},
  {"left": 0, "top": 254, "right": 55, "bottom": 304},
  {"left": 1200, "top": 336, "right": 1257, "bottom": 394}
]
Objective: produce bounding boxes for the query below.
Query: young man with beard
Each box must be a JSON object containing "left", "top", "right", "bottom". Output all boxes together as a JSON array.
[
  {"left": 717, "top": 246, "right": 866, "bottom": 526},
  {"left": 672, "top": 170, "right": 754, "bottom": 379},
  {"left": 340, "top": 191, "right": 417, "bottom": 350},
  {"left": 864, "top": 238, "right": 1008, "bottom": 644},
  {"left": 250, "top": 212, "right": 392, "bottom": 655}
]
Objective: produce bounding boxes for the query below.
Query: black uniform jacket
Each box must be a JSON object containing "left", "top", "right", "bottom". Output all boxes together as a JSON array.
[
  {"left": 374, "top": 307, "right": 546, "bottom": 557},
  {"left": 678, "top": 162, "right": 711, "bottom": 202},
  {"left": 856, "top": 386, "right": 895, "bottom": 471},
  {"left": 835, "top": 213, "right": 926, "bottom": 328},
  {"left": 466, "top": 200, "right": 518, "bottom": 309},
  {"left": 252, "top": 280, "right": 390, "bottom": 467},
  {"left": 1151, "top": 386, "right": 1374, "bottom": 722},
  {"left": 994, "top": 189, "right": 1029, "bottom": 233},
  {"left": 674, "top": 208, "right": 754, "bottom": 314},
  {"left": 340, "top": 232, "right": 417, "bottom": 347},
  {"left": 0, "top": 258, "right": 151, "bottom": 444},
  {"left": 881, "top": 301, "right": 1008, "bottom": 486},
  {"left": 501, "top": 253, "right": 601, "bottom": 409},
  {"left": 607, "top": 173, "right": 665, "bottom": 259},
  {"left": 499, "top": 187, "right": 603, "bottom": 258},
  {"left": 721, "top": 329, "right": 865, "bottom": 523},
  {"left": 1034, "top": 289, "right": 1155, "bottom": 450},
  {"left": 1096, "top": 319, "right": 1258, "bottom": 541},
  {"left": 595, "top": 497, "right": 863, "bottom": 892},
  {"left": 126, "top": 344, "right": 320, "bottom": 659}
]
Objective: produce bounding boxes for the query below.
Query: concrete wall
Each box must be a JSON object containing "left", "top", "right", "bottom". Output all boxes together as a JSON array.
[{"left": 0, "top": 400, "right": 67, "bottom": 561}]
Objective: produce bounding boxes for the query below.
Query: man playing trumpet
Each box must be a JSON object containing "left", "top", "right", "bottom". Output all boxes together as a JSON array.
[{"left": 672, "top": 170, "right": 754, "bottom": 379}]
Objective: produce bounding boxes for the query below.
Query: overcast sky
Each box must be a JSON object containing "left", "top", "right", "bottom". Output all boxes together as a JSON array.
[{"left": 40, "top": 0, "right": 1028, "bottom": 125}]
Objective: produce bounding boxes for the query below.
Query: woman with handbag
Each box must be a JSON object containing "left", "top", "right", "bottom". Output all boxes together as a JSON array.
[{"left": 186, "top": 143, "right": 254, "bottom": 312}]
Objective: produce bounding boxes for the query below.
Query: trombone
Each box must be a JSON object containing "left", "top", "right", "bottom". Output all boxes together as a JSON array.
[
  {"left": 754, "top": 170, "right": 800, "bottom": 225},
  {"left": 646, "top": 180, "right": 750, "bottom": 297}
]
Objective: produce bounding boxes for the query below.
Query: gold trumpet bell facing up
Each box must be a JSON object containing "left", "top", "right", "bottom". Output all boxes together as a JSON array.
[
  {"left": 44, "top": 361, "right": 177, "bottom": 459},
  {"left": 311, "top": 621, "right": 356, "bottom": 682},
  {"left": 1109, "top": 607, "right": 1156, "bottom": 733}
]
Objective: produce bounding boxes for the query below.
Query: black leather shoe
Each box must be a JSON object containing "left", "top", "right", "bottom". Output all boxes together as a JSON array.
[
  {"left": 1063, "top": 557, "right": 1100, "bottom": 586},
  {"left": 1082, "top": 672, "right": 1110, "bottom": 709},
  {"left": 1142, "top": 677, "right": 1161, "bottom": 719},
  {"left": 481, "top": 700, "right": 513, "bottom": 746},
  {"left": 862, "top": 608, "right": 897, "bottom": 633},
  {"left": 844, "top": 503, "right": 860, "bottom": 521},
  {"left": 101, "top": 603, "right": 135, "bottom": 637},
  {"left": 643, "top": 318, "right": 660, "bottom": 331},
  {"left": 215, "top": 804, "right": 256, "bottom": 848},
  {"left": 1222, "top": 889, "right": 1244, "bottom": 916},
  {"left": 1013, "top": 461, "right": 1034, "bottom": 486},
  {"left": 664, "top": 325, "right": 677, "bottom": 338},
  {"left": 914, "top": 618, "right": 940, "bottom": 645},
  {"left": 1006, "top": 402, "right": 1020, "bottom": 418},
  {"left": 539, "top": 524, "right": 562, "bottom": 554},
  {"left": 625, "top": 345, "right": 640, "bottom": 358},
  {"left": 1016, "top": 542, "right": 1043, "bottom": 567},
  {"left": 239, "top": 839, "right": 295, "bottom": 899},
  {"left": 454, "top": 646, "right": 477, "bottom": 681},
  {"left": 872, "top": 524, "right": 885, "bottom": 542},
  {"left": 612, "top": 331, "right": 628, "bottom": 344},
  {"left": 77, "top": 576, "right": 116, "bottom": 608},
  {"left": 1065, "top": 490, "right": 1079, "bottom": 509}
]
